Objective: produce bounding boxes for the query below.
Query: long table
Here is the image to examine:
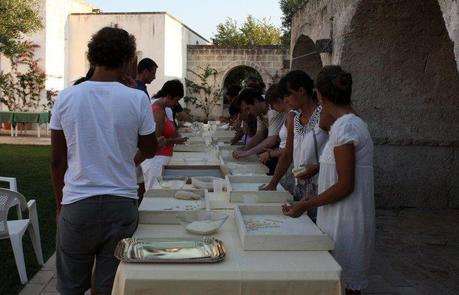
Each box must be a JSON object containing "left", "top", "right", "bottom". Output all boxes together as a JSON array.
[
  {"left": 111, "top": 146, "right": 343, "bottom": 295},
  {"left": 111, "top": 216, "right": 342, "bottom": 295}
]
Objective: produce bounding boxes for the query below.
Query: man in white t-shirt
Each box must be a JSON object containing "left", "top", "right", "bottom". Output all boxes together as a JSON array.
[
  {"left": 50, "top": 27, "right": 157, "bottom": 295},
  {"left": 232, "top": 88, "right": 285, "bottom": 160}
]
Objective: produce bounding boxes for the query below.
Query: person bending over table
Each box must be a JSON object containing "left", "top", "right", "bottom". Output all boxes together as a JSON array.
[
  {"left": 283, "top": 65, "right": 375, "bottom": 295},
  {"left": 140, "top": 80, "right": 188, "bottom": 190},
  {"left": 232, "top": 88, "right": 286, "bottom": 161},
  {"left": 262, "top": 70, "right": 329, "bottom": 222},
  {"left": 257, "top": 84, "right": 296, "bottom": 193}
]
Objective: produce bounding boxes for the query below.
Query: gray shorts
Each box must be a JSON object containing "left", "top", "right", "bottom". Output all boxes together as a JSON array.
[{"left": 56, "top": 195, "right": 138, "bottom": 295}]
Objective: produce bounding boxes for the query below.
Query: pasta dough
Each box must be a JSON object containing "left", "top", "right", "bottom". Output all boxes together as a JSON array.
[
  {"left": 185, "top": 221, "right": 220, "bottom": 235},
  {"left": 292, "top": 166, "right": 307, "bottom": 177},
  {"left": 174, "top": 191, "right": 201, "bottom": 200}
]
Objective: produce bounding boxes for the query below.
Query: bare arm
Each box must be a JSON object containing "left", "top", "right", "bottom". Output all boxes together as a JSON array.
[
  {"left": 265, "top": 112, "right": 294, "bottom": 189},
  {"left": 245, "top": 135, "right": 279, "bottom": 156},
  {"left": 230, "top": 128, "right": 244, "bottom": 145},
  {"left": 283, "top": 144, "right": 355, "bottom": 217},
  {"left": 135, "top": 131, "right": 158, "bottom": 166},
  {"left": 51, "top": 130, "right": 67, "bottom": 215},
  {"left": 154, "top": 106, "right": 166, "bottom": 138},
  {"left": 230, "top": 117, "right": 244, "bottom": 145},
  {"left": 258, "top": 147, "right": 284, "bottom": 164},
  {"left": 242, "top": 129, "right": 266, "bottom": 150}
]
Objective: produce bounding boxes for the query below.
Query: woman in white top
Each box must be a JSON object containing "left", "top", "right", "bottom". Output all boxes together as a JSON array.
[
  {"left": 257, "top": 84, "right": 295, "bottom": 193},
  {"left": 283, "top": 66, "right": 375, "bottom": 295},
  {"left": 263, "top": 71, "right": 328, "bottom": 220}
]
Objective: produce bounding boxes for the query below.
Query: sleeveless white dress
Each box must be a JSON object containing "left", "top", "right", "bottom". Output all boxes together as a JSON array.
[
  {"left": 317, "top": 114, "right": 375, "bottom": 290},
  {"left": 292, "top": 106, "right": 328, "bottom": 201},
  {"left": 278, "top": 110, "right": 297, "bottom": 193}
]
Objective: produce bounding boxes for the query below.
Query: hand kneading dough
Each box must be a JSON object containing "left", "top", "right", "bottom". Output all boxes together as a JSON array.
[
  {"left": 186, "top": 221, "right": 219, "bottom": 235},
  {"left": 174, "top": 191, "right": 201, "bottom": 200}
]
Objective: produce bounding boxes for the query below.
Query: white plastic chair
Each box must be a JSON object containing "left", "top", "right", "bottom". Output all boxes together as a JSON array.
[
  {"left": 0, "top": 177, "right": 21, "bottom": 219},
  {"left": 0, "top": 188, "right": 44, "bottom": 284}
]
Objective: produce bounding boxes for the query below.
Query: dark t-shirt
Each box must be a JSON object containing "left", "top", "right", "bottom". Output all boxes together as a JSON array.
[
  {"left": 135, "top": 80, "right": 149, "bottom": 98},
  {"left": 172, "top": 103, "right": 183, "bottom": 122}
]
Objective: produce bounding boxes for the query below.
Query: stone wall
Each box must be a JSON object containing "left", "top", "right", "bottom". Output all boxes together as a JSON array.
[
  {"left": 186, "top": 45, "right": 289, "bottom": 118},
  {"left": 291, "top": 0, "right": 459, "bottom": 208}
]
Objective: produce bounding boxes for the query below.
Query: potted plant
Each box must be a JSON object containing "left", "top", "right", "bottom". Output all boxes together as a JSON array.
[{"left": 184, "top": 65, "right": 222, "bottom": 123}]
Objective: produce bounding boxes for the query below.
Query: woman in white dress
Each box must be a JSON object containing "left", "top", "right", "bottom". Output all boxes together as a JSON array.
[
  {"left": 262, "top": 71, "right": 328, "bottom": 220},
  {"left": 282, "top": 66, "right": 375, "bottom": 295},
  {"left": 257, "top": 84, "right": 296, "bottom": 194}
]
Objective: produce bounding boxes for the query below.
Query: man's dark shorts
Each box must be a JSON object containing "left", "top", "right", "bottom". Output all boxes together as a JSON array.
[{"left": 56, "top": 195, "right": 138, "bottom": 295}]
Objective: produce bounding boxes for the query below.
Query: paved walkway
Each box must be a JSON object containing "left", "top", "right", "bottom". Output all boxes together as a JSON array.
[
  {"left": 0, "top": 130, "right": 51, "bottom": 145},
  {"left": 18, "top": 208, "right": 459, "bottom": 295}
]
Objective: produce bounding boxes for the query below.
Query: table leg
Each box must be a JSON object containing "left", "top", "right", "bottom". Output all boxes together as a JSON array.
[
  {"left": 15, "top": 124, "right": 18, "bottom": 136},
  {"left": 37, "top": 123, "right": 41, "bottom": 138}
]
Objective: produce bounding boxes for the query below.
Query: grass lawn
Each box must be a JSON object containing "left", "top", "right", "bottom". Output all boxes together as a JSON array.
[{"left": 0, "top": 144, "right": 55, "bottom": 295}]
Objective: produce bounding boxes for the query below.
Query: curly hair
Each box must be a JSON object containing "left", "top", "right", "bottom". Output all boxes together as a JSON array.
[
  {"left": 316, "top": 65, "right": 353, "bottom": 105},
  {"left": 87, "top": 27, "right": 136, "bottom": 69}
]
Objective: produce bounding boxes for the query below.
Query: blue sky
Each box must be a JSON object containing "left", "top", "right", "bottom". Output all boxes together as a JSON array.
[{"left": 87, "top": 0, "right": 283, "bottom": 41}]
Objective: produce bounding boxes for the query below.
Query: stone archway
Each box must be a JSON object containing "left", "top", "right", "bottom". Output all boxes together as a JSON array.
[
  {"left": 341, "top": 0, "right": 459, "bottom": 208},
  {"left": 290, "top": 34, "right": 323, "bottom": 79},
  {"left": 220, "top": 60, "right": 272, "bottom": 89},
  {"left": 186, "top": 45, "right": 289, "bottom": 119}
]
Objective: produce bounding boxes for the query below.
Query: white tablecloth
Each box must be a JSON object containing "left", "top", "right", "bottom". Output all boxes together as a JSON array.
[{"left": 111, "top": 215, "right": 342, "bottom": 295}]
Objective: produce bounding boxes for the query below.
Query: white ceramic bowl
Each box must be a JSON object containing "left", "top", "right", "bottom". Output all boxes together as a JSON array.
[{"left": 176, "top": 211, "right": 229, "bottom": 235}]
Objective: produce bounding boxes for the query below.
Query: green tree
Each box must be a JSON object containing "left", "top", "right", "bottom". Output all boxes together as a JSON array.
[
  {"left": 211, "top": 15, "right": 282, "bottom": 46},
  {"left": 0, "top": 0, "right": 43, "bottom": 56},
  {"left": 279, "top": 0, "right": 306, "bottom": 45}
]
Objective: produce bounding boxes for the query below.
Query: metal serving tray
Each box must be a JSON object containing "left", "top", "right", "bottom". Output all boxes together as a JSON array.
[{"left": 115, "top": 237, "right": 226, "bottom": 263}]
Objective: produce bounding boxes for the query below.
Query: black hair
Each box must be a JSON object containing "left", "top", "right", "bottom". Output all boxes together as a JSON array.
[
  {"left": 73, "top": 67, "right": 95, "bottom": 85},
  {"left": 153, "top": 79, "right": 184, "bottom": 98},
  {"left": 229, "top": 101, "right": 240, "bottom": 117},
  {"left": 264, "top": 83, "right": 282, "bottom": 106},
  {"left": 243, "top": 76, "right": 266, "bottom": 93},
  {"left": 226, "top": 85, "right": 242, "bottom": 98},
  {"left": 87, "top": 27, "right": 136, "bottom": 70},
  {"left": 316, "top": 65, "right": 352, "bottom": 105},
  {"left": 235, "top": 87, "right": 264, "bottom": 107},
  {"left": 137, "top": 58, "right": 158, "bottom": 73},
  {"left": 278, "top": 70, "right": 315, "bottom": 100}
]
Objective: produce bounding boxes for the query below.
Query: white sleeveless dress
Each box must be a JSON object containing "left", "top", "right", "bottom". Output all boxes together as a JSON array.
[
  {"left": 292, "top": 106, "right": 328, "bottom": 201},
  {"left": 317, "top": 114, "right": 375, "bottom": 290}
]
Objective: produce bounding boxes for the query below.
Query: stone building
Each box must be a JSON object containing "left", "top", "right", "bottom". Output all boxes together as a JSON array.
[
  {"left": 0, "top": 0, "right": 96, "bottom": 109},
  {"left": 0, "top": 1, "right": 288, "bottom": 119},
  {"left": 186, "top": 45, "right": 289, "bottom": 117},
  {"left": 0, "top": 1, "right": 209, "bottom": 111},
  {"left": 290, "top": 0, "right": 459, "bottom": 208}
]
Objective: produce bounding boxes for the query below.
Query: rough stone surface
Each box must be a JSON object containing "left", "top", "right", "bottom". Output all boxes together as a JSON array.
[
  {"left": 374, "top": 145, "right": 458, "bottom": 208},
  {"left": 291, "top": 0, "right": 459, "bottom": 208}
]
